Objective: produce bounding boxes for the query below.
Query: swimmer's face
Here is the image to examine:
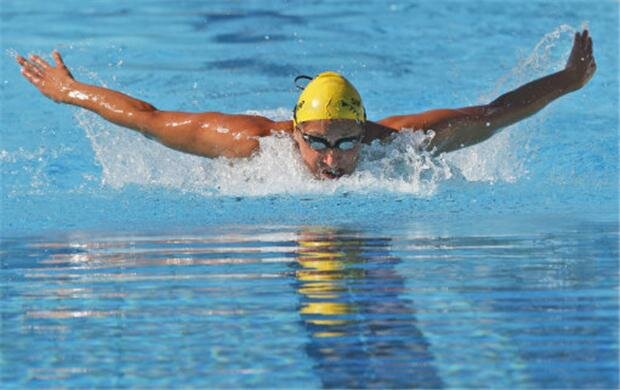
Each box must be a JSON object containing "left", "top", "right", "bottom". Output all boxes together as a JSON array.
[{"left": 293, "top": 119, "right": 365, "bottom": 180}]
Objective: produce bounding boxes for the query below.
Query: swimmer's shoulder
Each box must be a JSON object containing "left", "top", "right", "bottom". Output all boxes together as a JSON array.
[
  {"left": 271, "top": 120, "right": 294, "bottom": 135},
  {"left": 363, "top": 121, "right": 398, "bottom": 143}
]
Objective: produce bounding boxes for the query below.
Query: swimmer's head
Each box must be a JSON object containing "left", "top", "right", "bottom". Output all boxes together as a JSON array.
[
  {"left": 293, "top": 71, "right": 366, "bottom": 127},
  {"left": 292, "top": 72, "right": 366, "bottom": 180}
]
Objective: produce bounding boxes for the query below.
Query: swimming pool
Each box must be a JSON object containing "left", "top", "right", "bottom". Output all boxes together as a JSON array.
[{"left": 1, "top": 0, "right": 618, "bottom": 388}]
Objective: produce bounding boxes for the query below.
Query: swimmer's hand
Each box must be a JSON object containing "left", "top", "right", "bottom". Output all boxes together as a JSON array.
[
  {"left": 378, "top": 29, "right": 597, "bottom": 154},
  {"left": 564, "top": 29, "right": 596, "bottom": 90},
  {"left": 16, "top": 51, "right": 75, "bottom": 103}
]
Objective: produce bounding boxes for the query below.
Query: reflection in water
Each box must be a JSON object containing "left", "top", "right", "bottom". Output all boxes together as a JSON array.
[
  {"left": 3, "top": 226, "right": 617, "bottom": 388},
  {"left": 294, "top": 228, "right": 443, "bottom": 388}
]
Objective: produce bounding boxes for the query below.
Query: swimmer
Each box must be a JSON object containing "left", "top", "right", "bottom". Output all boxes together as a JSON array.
[{"left": 16, "top": 30, "right": 595, "bottom": 180}]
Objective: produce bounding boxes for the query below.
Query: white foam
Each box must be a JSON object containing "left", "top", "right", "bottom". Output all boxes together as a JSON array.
[
  {"left": 75, "top": 25, "right": 576, "bottom": 196},
  {"left": 443, "top": 130, "right": 524, "bottom": 183},
  {"left": 77, "top": 108, "right": 455, "bottom": 196}
]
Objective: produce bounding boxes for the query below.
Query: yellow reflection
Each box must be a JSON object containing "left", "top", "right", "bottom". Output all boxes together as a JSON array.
[
  {"left": 296, "top": 229, "right": 365, "bottom": 338},
  {"left": 301, "top": 302, "right": 351, "bottom": 315},
  {"left": 314, "top": 331, "right": 345, "bottom": 338},
  {"left": 309, "top": 319, "right": 348, "bottom": 326}
]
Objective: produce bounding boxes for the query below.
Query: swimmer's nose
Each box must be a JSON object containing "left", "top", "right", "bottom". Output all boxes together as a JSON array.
[{"left": 322, "top": 150, "right": 336, "bottom": 167}]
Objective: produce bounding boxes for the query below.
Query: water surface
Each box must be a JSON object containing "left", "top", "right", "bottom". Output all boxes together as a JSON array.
[{"left": 1, "top": 0, "right": 618, "bottom": 388}]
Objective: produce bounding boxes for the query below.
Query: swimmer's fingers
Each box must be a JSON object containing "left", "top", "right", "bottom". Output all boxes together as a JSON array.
[
  {"left": 16, "top": 55, "right": 44, "bottom": 79},
  {"left": 16, "top": 55, "right": 43, "bottom": 85},
  {"left": 52, "top": 50, "right": 74, "bottom": 78},
  {"left": 21, "top": 66, "right": 42, "bottom": 85},
  {"left": 567, "top": 30, "right": 588, "bottom": 66},
  {"left": 581, "top": 29, "right": 590, "bottom": 46},
  {"left": 584, "top": 30, "right": 594, "bottom": 60},
  {"left": 16, "top": 54, "right": 31, "bottom": 69},
  {"left": 572, "top": 30, "right": 580, "bottom": 49},
  {"left": 30, "top": 54, "right": 52, "bottom": 70},
  {"left": 579, "top": 30, "right": 591, "bottom": 56},
  {"left": 52, "top": 51, "right": 67, "bottom": 69},
  {"left": 16, "top": 50, "right": 78, "bottom": 103},
  {"left": 579, "top": 29, "right": 595, "bottom": 66},
  {"left": 565, "top": 29, "right": 596, "bottom": 88},
  {"left": 579, "top": 30, "right": 593, "bottom": 55}
]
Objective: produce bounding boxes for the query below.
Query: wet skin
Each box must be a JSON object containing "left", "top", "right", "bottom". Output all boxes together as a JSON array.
[
  {"left": 15, "top": 30, "right": 596, "bottom": 179},
  {"left": 293, "top": 119, "right": 365, "bottom": 179}
]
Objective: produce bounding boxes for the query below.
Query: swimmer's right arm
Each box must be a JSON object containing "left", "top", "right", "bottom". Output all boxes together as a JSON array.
[{"left": 16, "top": 51, "right": 288, "bottom": 158}]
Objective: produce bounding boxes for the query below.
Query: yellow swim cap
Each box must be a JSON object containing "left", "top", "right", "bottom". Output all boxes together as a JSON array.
[{"left": 293, "top": 71, "right": 366, "bottom": 126}]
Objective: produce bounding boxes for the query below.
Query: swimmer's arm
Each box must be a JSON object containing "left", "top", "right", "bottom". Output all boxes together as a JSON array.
[
  {"left": 16, "top": 51, "right": 286, "bottom": 158},
  {"left": 378, "top": 29, "right": 596, "bottom": 154}
]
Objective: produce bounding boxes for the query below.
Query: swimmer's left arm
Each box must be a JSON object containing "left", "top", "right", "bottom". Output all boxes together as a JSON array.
[
  {"left": 15, "top": 50, "right": 288, "bottom": 158},
  {"left": 378, "top": 29, "right": 596, "bottom": 154}
]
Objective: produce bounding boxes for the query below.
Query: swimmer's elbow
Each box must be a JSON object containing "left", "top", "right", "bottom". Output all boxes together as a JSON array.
[
  {"left": 136, "top": 101, "right": 157, "bottom": 113},
  {"left": 133, "top": 108, "right": 163, "bottom": 136}
]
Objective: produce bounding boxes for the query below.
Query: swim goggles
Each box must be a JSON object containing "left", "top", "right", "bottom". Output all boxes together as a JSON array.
[{"left": 301, "top": 132, "right": 362, "bottom": 151}]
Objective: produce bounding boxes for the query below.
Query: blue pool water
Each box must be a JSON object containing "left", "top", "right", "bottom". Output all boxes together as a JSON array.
[{"left": 1, "top": 0, "right": 618, "bottom": 388}]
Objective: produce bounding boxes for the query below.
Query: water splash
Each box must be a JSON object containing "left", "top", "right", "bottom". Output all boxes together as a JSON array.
[
  {"left": 77, "top": 108, "right": 449, "bottom": 196},
  {"left": 480, "top": 24, "right": 577, "bottom": 102},
  {"left": 75, "top": 25, "right": 577, "bottom": 195},
  {"left": 444, "top": 24, "right": 579, "bottom": 183}
]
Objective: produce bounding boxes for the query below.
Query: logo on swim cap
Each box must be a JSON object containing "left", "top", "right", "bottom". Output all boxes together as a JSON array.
[{"left": 293, "top": 71, "right": 366, "bottom": 126}]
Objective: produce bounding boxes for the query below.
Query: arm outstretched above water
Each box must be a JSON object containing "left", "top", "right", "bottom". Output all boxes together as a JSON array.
[
  {"left": 377, "top": 29, "right": 596, "bottom": 154},
  {"left": 16, "top": 51, "right": 290, "bottom": 158}
]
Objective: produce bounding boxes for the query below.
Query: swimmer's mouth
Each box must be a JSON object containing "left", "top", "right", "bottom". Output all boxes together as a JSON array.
[{"left": 319, "top": 168, "right": 345, "bottom": 180}]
